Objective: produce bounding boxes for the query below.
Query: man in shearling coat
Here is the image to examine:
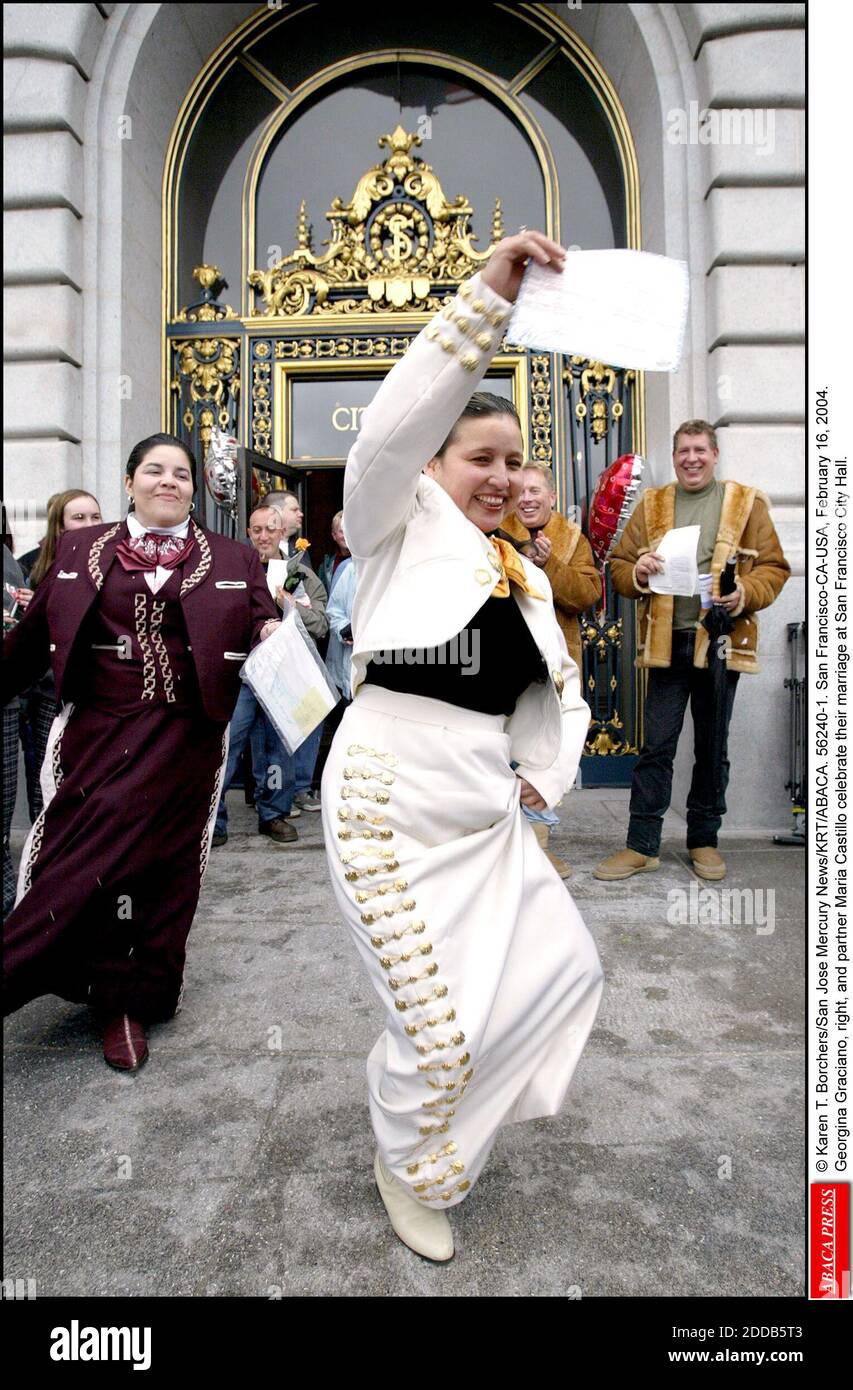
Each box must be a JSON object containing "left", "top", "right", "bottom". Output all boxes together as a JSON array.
[
  {"left": 503, "top": 463, "right": 602, "bottom": 672},
  {"left": 594, "top": 420, "right": 790, "bottom": 882},
  {"left": 504, "top": 463, "right": 601, "bottom": 879}
]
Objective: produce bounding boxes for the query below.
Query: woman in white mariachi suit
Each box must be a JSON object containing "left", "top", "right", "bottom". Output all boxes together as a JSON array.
[{"left": 321, "top": 231, "right": 604, "bottom": 1262}]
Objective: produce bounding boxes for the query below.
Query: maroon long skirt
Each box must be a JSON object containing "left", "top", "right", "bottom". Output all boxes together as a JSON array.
[{"left": 3, "top": 701, "right": 228, "bottom": 1021}]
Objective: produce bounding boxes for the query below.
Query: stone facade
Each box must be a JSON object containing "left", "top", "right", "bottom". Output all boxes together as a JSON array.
[{"left": 3, "top": 2, "right": 805, "bottom": 830}]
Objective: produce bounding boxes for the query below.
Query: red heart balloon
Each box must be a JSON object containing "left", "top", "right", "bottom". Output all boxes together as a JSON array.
[{"left": 588, "top": 453, "right": 645, "bottom": 565}]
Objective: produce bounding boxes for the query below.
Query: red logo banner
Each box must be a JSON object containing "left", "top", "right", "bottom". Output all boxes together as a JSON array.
[{"left": 810, "top": 1183, "right": 850, "bottom": 1299}]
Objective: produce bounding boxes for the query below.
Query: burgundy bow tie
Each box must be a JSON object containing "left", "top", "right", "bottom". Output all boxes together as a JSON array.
[{"left": 115, "top": 531, "right": 196, "bottom": 573}]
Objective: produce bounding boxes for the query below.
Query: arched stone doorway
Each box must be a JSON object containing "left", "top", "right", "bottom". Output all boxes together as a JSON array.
[
  {"left": 88, "top": 5, "right": 705, "bottom": 502},
  {"left": 81, "top": 3, "right": 707, "bottom": 777}
]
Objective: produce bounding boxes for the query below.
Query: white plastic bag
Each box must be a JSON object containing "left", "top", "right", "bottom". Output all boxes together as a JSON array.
[{"left": 240, "top": 606, "right": 338, "bottom": 753}]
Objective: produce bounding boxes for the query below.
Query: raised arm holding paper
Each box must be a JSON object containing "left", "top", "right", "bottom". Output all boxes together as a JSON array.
[{"left": 321, "top": 230, "right": 604, "bottom": 1263}]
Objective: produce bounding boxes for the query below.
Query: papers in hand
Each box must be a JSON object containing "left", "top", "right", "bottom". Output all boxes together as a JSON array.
[
  {"left": 240, "top": 607, "right": 338, "bottom": 752},
  {"left": 648, "top": 525, "right": 700, "bottom": 597},
  {"left": 265, "top": 558, "right": 288, "bottom": 599},
  {"left": 507, "top": 250, "right": 690, "bottom": 372}
]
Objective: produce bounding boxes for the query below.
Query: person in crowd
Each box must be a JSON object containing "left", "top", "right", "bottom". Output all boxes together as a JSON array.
[
  {"left": 318, "top": 510, "right": 351, "bottom": 596},
  {"left": 503, "top": 464, "right": 601, "bottom": 878},
  {"left": 262, "top": 495, "right": 329, "bottom": 811},
  {"left": 278, "top": 527, "right": 329, "bottom": 813},
  {"left": 322, "top": 231, "right": 603, "bottom": 1262},
  {"left": 504, "top": 465, "right": 601, "bottom": 670},
  {"left": 24, "top": 492, "right": 104, "bottom": 591},
  {"left": 313, "top": 512, "right": 354, "bottom": 788},
  {"left": 260, "top": 490, "right": 328, "bottom": 808},
  {"left": 14, "top": 492, "right": 62, "bottom": 579},
  {"left": 3, "top": 511, "right": 26, "bottom": 915},
  {"left": 265, "top": 490, "right": 311, "bottom": 564},
  {"left": 595, "top": 420, "right": 790, "bottom": 883},
  {"left": 325, "top": 552, "right": 357, "bottom": 703},
  {"left": 13, "top": 491, "right": 104, "bottom": 821},
  {"left": 2, "top": 433, "right": 280, "bottom": 1070},
  {"left": 213, "top": 504, "right": 328, "bottom": 844}
]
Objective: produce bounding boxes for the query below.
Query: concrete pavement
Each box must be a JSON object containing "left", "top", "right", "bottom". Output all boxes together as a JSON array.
[{"left": 3, "top": 787, "right": 805, "bottom": 1297}]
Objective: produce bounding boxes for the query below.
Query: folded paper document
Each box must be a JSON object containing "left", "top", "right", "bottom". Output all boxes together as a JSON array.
[{"left": 648, "top": 525, "right": 701, "bottom": 598}]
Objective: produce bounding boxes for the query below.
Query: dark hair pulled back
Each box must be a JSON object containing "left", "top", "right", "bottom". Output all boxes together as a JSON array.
[{"left": 435, "top": 391, "right": 522, "bottom": 458}]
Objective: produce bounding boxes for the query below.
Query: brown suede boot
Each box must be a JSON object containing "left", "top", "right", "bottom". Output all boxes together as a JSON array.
[
  {"left": 689, "top": 847, "right": 726, "bottom": 880},
  {"left": 531, "top": 822, "right": 572, "bottom": 879},
  {"left": 594, "top": 848, "right": 660, "bottom": 881}
]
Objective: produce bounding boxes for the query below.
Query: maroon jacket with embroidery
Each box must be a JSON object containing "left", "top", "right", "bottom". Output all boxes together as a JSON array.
[{"left": 3, "top": 520, "right": 278, "bottom": 722}]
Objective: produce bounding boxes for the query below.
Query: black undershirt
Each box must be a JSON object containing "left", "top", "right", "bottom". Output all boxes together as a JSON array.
[{"left": 365, "top": 590, "right": 547, "bottom": 717}]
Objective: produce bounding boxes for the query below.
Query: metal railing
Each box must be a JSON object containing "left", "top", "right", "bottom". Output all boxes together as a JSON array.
[{"left": 773, "top": 620, "right": 806, "bottom": 845}]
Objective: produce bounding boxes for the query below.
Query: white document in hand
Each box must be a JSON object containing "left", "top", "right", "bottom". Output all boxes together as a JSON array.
[
  {"left": 507, "top": 250, "right": 690, "bottom": 372},
  {"left": 648, "top": 525, "right": 700, "bottom": 598},
  {"left": 265, "top": 558, "right": 287, "bottom": 600},
  {"left": 240, "top": 609, "right": 338, "bottom": 753}
]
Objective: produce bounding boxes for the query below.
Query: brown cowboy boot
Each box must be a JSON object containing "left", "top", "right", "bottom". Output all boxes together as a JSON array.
[
  {"left": 689, "top": 847, "right": 726, "bottom": 880},
  {"left": 594, "top": 848, "right": 660, "bottom": 881},
  {"left": 102, "top": 1014, "right": 148, "bottom": 1071}
]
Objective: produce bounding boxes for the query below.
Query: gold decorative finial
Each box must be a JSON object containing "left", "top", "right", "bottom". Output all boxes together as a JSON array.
[
  {"left": 193, "top": 265, "right": 222, "bottom": 296},
  {"left": 296, "top": 200, "right": 311, "bottom": 251},
  {"left": 492, "top": 197, "right": 504, "bottom": 243},
  {"left": 378, "top": 124, "right": 421, "bottom": 155},
  {"left": 176, "top": 265, "right": 238, "bottom": 322}
]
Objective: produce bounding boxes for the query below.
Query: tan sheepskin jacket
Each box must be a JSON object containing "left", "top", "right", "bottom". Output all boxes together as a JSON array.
[
  {"left": 609, "top": 480, "right": 790, "bottom": 673},
  {"left": 503, "top": 510, "right": 602, "bottom": 672}
]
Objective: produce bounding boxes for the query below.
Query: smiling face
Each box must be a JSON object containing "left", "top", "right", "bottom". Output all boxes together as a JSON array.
[
  {"left": 516, "top": 468, "right": 555, "bottom": 531},
  {"left": 425, "top": 415, "right": 524, "bottom": 532},
  {"left": 125, "top": 446, "right": 194, "bottom": 528},
  {"left": 673, "top": 431, "right": 718, "bottom": 491},
  {"left": 248, "top": 507, "right": 284, "bottom": 561},
  {"left": 61, "top": 494, "right": 102, "bottom": 531}
]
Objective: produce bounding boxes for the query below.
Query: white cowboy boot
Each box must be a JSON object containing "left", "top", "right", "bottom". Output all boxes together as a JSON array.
[{"left": 373, "top": 1151, "right": 455, "bottom": 1262}]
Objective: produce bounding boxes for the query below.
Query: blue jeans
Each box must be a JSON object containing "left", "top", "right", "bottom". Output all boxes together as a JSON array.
[
  {"left": 215, "top": 685, "right": 294, "bottom": 834},
  {"left": 293, "top": 721, "right": 323, "bottom": 796},
  {"left": 522, "top": 805, "right": 559, "bottom": 827}
]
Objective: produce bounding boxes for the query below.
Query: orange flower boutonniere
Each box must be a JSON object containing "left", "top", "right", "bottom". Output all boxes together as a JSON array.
[{"left": 295, "top": 537, "right": 310, "bottom": 553}]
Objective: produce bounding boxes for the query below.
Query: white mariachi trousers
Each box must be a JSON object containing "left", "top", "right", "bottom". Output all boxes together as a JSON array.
[{"left": 321, "top": 684, "right": 604, "bottom": 1208}]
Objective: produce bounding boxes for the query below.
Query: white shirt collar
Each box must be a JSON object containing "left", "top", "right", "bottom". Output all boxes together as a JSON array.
[{"left": 127, "top": 513, "right": 191, "bottom": 539}]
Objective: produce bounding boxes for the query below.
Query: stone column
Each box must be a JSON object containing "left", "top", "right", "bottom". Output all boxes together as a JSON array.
[
  {"left": 4, "top": 3, "right": 111, "bottom": 552},
  {"left": 671, "top": 5, "right": 806, "bottom": 833}
]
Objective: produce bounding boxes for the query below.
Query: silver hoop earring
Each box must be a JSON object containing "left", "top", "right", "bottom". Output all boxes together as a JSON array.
[{"left": 189, "top": 501, "right": 195, "bottom": 512}]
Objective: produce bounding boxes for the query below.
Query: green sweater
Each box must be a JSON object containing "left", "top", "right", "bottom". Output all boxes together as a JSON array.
[{"left": 672, "top": 477, "right": 724, "bottom": 629}]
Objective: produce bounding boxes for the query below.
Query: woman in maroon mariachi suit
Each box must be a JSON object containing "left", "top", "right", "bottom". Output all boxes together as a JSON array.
[{"left": 2, "top": 434, "right": 280, "bottom": 1069}]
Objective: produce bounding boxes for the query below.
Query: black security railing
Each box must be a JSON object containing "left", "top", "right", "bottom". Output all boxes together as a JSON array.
[{"left": 563, "top": 356, "right": 640, "bottom": 783}]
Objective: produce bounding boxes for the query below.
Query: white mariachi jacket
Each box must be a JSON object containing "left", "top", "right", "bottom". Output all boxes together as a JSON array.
[{"left": 343, "top": 271, "right": 591, "bottom": 810}]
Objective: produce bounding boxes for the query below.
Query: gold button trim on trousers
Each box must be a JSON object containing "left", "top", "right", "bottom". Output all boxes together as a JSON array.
[{"left": 334, "top": 738, "right": 475, "bottom": 1204}]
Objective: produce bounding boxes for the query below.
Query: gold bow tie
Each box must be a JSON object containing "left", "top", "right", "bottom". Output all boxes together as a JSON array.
[{"left": 488, "top": 537, "right": 545, "bottom": 600}]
